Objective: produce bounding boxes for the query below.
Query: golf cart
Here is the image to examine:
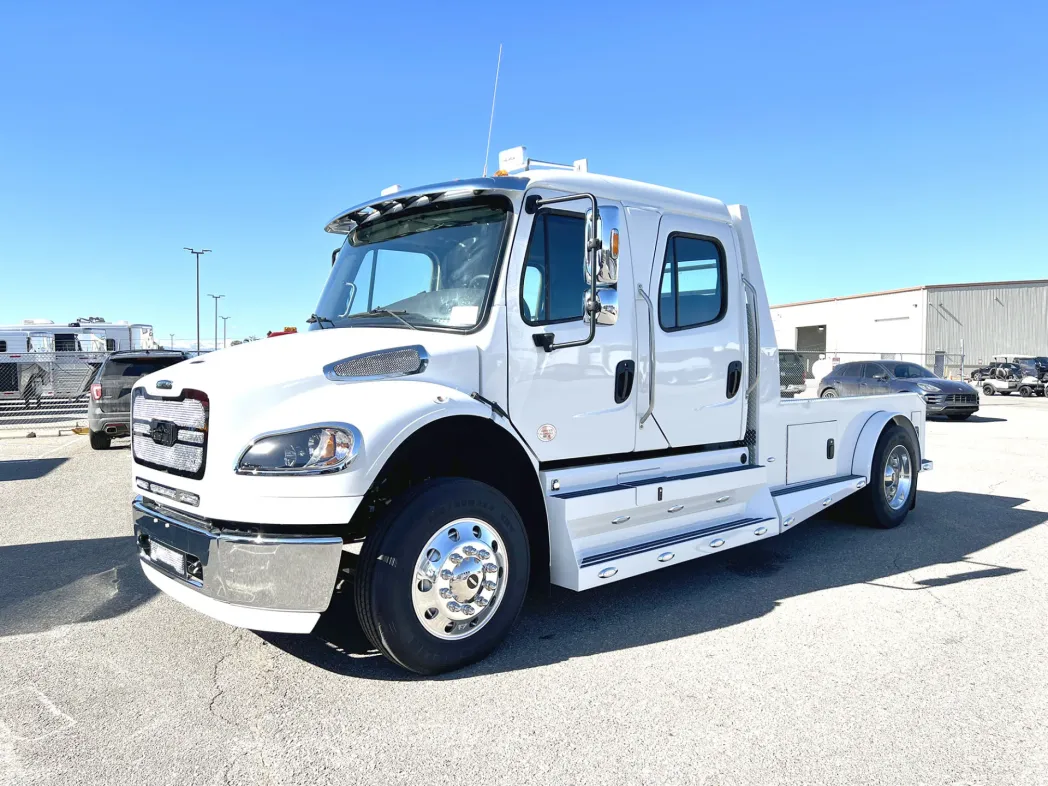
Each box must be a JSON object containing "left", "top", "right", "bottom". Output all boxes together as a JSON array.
[{"left": 977, "top": 362, "right": 1020, "bottom": 396}]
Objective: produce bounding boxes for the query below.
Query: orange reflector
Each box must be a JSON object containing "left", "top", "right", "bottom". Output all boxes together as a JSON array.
[
  {"left": 611, "top": 229, "right": 619, "bottom": 257},
  {"left": 494, "top": 169, "right": 509, "bottom": 176}
]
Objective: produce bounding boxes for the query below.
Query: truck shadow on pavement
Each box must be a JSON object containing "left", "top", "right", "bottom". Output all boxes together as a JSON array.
[
  {"left": 262, "top": 489, "right": 1044, "bottom": 680},
  {"left": 0, "top": 536, "right": 157, "bottom": 637},
  {"left": 0, "top": 457, "right": 68, "bottom": 482}
]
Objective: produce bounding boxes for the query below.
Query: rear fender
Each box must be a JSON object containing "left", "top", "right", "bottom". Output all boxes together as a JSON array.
[{"left": 851, "top": 411, "right": 921, "bottom": 481}]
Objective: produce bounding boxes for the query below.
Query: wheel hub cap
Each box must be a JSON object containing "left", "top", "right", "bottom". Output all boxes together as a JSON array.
[
  {"left": 882, "top": 444, "right": 912, "bottom": 510},
  {"left": 411, "top": 518, "right": 507, "bottom": 639}
]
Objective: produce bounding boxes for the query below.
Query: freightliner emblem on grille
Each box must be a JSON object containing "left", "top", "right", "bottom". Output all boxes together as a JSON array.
[{"left": 149, "top": 419, "right": 179, "bottom": 447}]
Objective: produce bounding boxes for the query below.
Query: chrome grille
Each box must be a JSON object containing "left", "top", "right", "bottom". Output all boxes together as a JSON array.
[
  {"left": 132, "top": 395, "right": 206, "bottom": 428},
  {"left": 325, "top": 346, "right": 427, "bottom": 381},
  {"left": 132, "top": 389, "right": 209, "bottom": 478},
  {"left": 132, "top": 437, "right": 204, "bottom": 474}
]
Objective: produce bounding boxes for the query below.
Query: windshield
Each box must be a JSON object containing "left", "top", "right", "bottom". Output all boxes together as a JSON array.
[
  {"left": 891, "top": 362, "right": 935, "bottom": 379},
  {"left": 313, "top": 198, "right": 510, "bottom": 331}
]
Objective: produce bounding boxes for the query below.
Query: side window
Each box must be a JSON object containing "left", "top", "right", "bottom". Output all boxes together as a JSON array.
[
  {"left": 0, "top": 341, "right": 6, "bottom": 352},
  {"left": 520, "top": 212, "right": 586, "bottom": 325},
  {"left": 862, "top": 363, "right": 885, "bottom": 379},
  {"left": 658, "top": 235, "right": 726, "bottom": 330},
  {"left": 370, "top": 250, "right": 434, "bottom": 309},
  {"left": 105, "top": 339, "right": 117, "bottom": 352}
]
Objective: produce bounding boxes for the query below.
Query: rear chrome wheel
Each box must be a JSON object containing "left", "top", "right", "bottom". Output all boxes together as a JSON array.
[
  {"left": 882, "top": 444, "right": 912, "bottom": 511},
  {"left": 411, "top": 518, "right": 508, "bottom": 640},
  {"left": 855, "top": 423, "right": 917, "bottom": 529}
]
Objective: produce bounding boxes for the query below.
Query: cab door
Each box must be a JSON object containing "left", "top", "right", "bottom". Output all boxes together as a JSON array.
[
  {"left": 505, "top": 189, "right": 637, "bottom": 462},
  {"left": 646, "top": 214, "right": 746, "bottom": 447}
]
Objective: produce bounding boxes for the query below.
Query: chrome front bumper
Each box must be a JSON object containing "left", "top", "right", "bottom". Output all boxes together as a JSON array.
[{"left": 132, "top": 496, "right": 343, "bottom": 617}]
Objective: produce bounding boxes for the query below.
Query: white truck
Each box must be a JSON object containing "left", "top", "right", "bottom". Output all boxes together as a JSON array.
[{"left": 130, "top": 159, "right": 931, "bottom": 674}]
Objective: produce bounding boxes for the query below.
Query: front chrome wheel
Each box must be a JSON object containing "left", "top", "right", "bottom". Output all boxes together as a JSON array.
[
  {"left": 411, "top": 518, "right": 508, "bottom": 640},
  {"left": 882, "top": 444, "right": 912, "bottom": 510}
]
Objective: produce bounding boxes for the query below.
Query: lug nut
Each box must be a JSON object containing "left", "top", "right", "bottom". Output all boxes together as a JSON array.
[
  {"left": 463, "top": 545, "right": 477, "bottom": 556},
  {"left": 482, "top": 563, "right": 498, "bottom": 574},
  {"left": 475, "top": 596, "right": 489, "bottom": 607},
  {"left": 476, "top": 550, "right": 490, "bottom": 560},
  {"left": 482, "top": 580, "right": 497, "bottom": 591},
  {"left": 440, "top": 569, "right": 453, "bottom": 580},
  {"left": 461, "top": 604, "right": 476, "bottom": 616},
  {"left": 446, "top": 601, "right": 462, "bottom": 613},
  {"left": 449, "top": 554, "right": 463, "bottom": 565},
  {"left": 439, "top": 588, "right": 453, "bottom": 599}
]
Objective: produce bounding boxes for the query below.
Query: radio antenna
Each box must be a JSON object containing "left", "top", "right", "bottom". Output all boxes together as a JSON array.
[{"left": 482, "top": 44, "right": 503, "bottom": 177}]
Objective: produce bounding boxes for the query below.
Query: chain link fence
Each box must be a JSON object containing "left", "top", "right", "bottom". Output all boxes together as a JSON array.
[
  {"left": 0, "top": 351, "right": 108, "bottom": 433},
  {"left": 779, "top": 350, "right": 968, "bottom": 399}
]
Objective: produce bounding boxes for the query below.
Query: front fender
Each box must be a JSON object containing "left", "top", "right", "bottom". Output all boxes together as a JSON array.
[{"left": 351, "top": 380, "right": 536, "bottom": 494}]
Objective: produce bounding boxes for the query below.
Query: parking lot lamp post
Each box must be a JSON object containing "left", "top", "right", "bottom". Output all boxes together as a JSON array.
[
  {"left": 183, "top": 248, "right": 211, "bottom": 354},
  {"left": 207, "top": 294, "right": 224, "bottom": 352},
  {"left": 220, "top": 316, "right": 230, "bottom": 349}
]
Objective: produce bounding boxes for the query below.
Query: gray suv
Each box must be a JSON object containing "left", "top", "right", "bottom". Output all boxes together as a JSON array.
[
  {"left": 88, "top": 350, "right": 188, "bottom": 449},
  {"left": 818, "top": 360, "right": 980, "bottom": 420}
]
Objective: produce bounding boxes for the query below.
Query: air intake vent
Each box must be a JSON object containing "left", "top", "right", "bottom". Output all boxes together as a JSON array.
[{"left": 324, "top": 346, "right": 428, "bottom": 381}]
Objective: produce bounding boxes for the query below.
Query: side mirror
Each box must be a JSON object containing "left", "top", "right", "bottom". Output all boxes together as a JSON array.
[
  {"left": 584, "top": 207, "right": 619, "bottom": 286},
  {"left": 583, "top": 288, "right": 619, "bottom": 326}
]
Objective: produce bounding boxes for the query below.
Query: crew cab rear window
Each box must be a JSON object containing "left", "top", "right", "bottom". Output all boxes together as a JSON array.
[
  {"left": 658, "top": 235, "right": 726, "bottom": 331},
  {"left": 520, "top": 212, "right": 587, "bottom": 325},
  {"left": 0, "top": 341, "right": 6, "bottom": 352}
]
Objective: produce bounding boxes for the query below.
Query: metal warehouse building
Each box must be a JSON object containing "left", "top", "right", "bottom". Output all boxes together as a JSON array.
[{"left": 771, "top": 279, "right": 1048, "bottom": 374}]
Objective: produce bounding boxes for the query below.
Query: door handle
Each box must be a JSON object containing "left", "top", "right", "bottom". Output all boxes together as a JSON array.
[
  {"left": 726, "top": 360, "right": 742, "bottom": 398},
  {"left": 614, "top": 360, "right": 636, "bottom": 404}
]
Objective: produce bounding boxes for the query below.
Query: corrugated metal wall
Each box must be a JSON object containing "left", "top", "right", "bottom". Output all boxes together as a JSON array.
[{"left": 924, "top": 283, "right": 1048, "bottom": 366}]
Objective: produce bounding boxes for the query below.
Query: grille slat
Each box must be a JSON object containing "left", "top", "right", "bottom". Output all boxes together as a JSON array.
[{"left": 945, "top": 393, "right": 977, "bottom": 404}]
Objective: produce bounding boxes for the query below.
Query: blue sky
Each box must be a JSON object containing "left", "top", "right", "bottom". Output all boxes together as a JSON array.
[{"left": 1, "top": 1, "right": 1045, "bottom": 346}]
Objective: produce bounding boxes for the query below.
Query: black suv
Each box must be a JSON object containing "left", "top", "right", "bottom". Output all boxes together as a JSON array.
[{"left": 88, "top": 350, "right": 188, "bottom": 449}]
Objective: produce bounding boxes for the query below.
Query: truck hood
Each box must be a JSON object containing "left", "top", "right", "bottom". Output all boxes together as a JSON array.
[{"left": 141, "top": 328, "right": 480, "bottom": 399}]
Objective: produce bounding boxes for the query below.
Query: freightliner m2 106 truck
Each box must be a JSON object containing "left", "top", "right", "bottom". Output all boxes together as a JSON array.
[{"left": 131, "top": 157, "right": 931, "bottom": 674}]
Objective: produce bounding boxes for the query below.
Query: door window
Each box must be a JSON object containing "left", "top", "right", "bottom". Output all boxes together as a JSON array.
[
  {"left": 520, "top": 213, "right": 587, "bottom": 325},
  {"left": 862, "top": 363, "right": 887, "bottom": 379},
  {"left": 658, "top": 235, "right": 726, "bottom": 330}
]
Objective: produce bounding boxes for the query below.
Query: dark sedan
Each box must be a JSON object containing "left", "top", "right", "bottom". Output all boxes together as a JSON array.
[{"left": 818, "top": 360, "right": 979, "bottom": 420}]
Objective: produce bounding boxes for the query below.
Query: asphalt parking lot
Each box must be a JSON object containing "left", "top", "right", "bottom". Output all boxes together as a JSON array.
[{"left": 1, "top": 397, "right": 1046, "bottom": 785}]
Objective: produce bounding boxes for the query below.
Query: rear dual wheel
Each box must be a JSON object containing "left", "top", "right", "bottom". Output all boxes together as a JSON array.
[
  {"left": 354, "top": 478, "right": 529, "bottom": 675},
  {"left": 856, "top": 424, "right": 917, "bottom": 529}
]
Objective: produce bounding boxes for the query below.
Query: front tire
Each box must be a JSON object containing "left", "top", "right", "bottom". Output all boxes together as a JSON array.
[
  {"left": 355, "top": 478, "right": 530, "bottom": 675},
  {"left": 820, "top": 388, "right": 838, "bottom": 398},
  {"left": 856, "top": 424, "right": 917, "bottom": 529},
  {"left": 1019, "top": 385, "right": 1033, "bottom": 398},
  {"left": 982, "top": 383, "right": 995, "bottom": 396},
  {"left": 89, "top": 430, "right": 111, "bottom": 450}
]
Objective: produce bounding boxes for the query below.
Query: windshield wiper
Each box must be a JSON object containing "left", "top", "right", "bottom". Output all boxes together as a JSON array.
[
  {"left": 306, "top": 313, "right": 335, "bottom": 329},
  {"left": 346, "top": 308, "right": 419, "bottom": 330}
]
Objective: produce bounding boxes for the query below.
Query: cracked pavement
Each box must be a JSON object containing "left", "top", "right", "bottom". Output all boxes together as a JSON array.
[{"left": 1, "top": 396, "right": 1046, "bottom": 785}]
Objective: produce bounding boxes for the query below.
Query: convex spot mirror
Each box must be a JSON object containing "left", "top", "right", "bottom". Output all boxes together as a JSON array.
[
  {"left": 584, "top": 206, "right": 619, "bottom": 287},
  {"left": 583, "top": 288, "right": 619, "bottom": 326}
]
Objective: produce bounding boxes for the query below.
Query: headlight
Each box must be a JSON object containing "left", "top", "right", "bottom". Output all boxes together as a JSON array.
[
  {"left": 236, "top": 425, "right": 360, "bottom": 475},
  {"left": 916, "top": 383, "right": 941, "bottom": 393}
]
